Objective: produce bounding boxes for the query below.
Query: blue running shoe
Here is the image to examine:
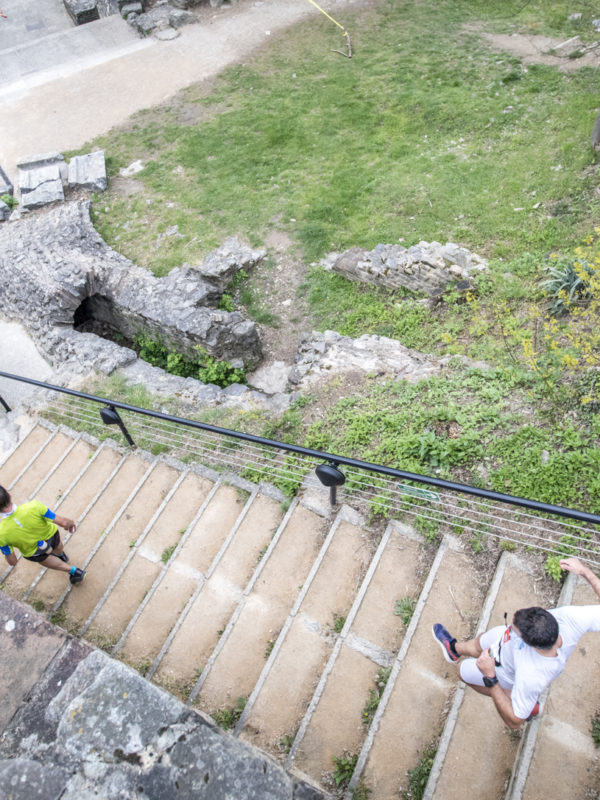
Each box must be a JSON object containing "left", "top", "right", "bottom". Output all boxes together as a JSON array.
[{"left": 432, "top": 623, "right": 459, "bottom": 663}]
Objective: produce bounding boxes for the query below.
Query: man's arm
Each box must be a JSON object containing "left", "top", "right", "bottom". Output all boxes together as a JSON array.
[
  {"left": 54, "top": 514, "right": 76, "bottom": 532},
  {"left": 476, "top": 650, "right": 526, "bottom": 730},
  {"left": 560, "top": 557, "right": 600, "bottom": 600}
]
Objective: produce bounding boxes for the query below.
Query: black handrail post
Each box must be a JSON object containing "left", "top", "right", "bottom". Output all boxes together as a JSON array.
[
  {"left": 315, "top": 463, "right": 346, "bottom": 507},
  {"left": 0, "top": 394, "right": 11, "bottom": 413},
  {"left": 100, "top": 405, "right": 135, "bottom": 448}
]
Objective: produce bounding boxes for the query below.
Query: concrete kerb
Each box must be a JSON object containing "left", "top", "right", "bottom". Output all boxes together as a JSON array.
[{"left": 505, "top": 570, "right": 578, "bottom": 800}]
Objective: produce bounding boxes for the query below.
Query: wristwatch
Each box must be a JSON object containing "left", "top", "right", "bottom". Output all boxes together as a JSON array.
[{"left": 483, "top": 675, "right": 499, "bottom": 688}]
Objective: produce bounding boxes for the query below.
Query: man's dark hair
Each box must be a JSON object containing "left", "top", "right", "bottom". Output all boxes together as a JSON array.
[
  {"left": 513, "top": 607, "right": 559, "bottom": 649},
  {"left": 0, "top": 486, "right": 10, "bottom": 511}
]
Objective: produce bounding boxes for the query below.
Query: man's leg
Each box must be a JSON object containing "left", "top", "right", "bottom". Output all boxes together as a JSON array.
[{"left": 41, "top": 554, "right": 71, "bottom": 573}]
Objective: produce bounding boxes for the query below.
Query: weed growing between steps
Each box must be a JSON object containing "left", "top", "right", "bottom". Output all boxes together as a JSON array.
[
  {"left": 401, "top": 744, "right": 437, "bottom": 800},
  {"left": 394, "top": 597, "right": 416, "bottom": 627},
  {"left": 591, "top": 711, "right": 600, "bottom": 748},
  {"left": 362, "top": 667, "right": 392, "bottom": 726},
  {"left": 212, "top": 697, "right": 247, "bottom": 731},
  {"left": 332, "top": 752, "right": 358, "bottom": 789}
]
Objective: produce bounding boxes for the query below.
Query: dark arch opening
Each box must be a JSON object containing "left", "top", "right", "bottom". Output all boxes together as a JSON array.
[{"left": 72, "top": 294, "right": 131, "bottom": 346}]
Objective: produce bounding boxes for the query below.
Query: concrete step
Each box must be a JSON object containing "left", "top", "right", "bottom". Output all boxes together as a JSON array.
[
  {"left": 44, "top": 460, "right": 180, "bottom": 632},
  {"left": 8, "top": 428, "right": 74, "bottom": 498},
  {"left": 424, "top": 553, "right": 559, "bottom": 800},
  {"left": 153, "top": 490, "right": 286, "bottom": 697},
  {"left": 189, "top": 500, "right": 327, "bottom": 715},
  {"left": 0, "top": 423, "right": 52, "bottom": 486},
  {"left": 288, "top": 520, "right": 425, "bottom": 784},
  {"left": 350, "top": 535, "right": 484, "bottom": 800},
  {"left": 116, "top": 481, "right": 252, "bottom": 669},
  {"left": 237, "top": 507, "right": 373, "bottom": 756},
  {"left": 81, "top": 470, "right": 215, "bottom": 646},
  {"left": 507, "top": 576, "right": 600, "bottom": 799}
]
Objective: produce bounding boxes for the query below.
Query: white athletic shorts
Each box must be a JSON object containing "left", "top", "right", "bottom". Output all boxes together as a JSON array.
[{"left": 459, "top": 625, "right": 513, "bottom": 689}]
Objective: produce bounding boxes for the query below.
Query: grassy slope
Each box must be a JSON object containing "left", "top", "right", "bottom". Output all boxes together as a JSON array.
[{"left": 75, "top": 0, "right": 600, "bottom": 513}]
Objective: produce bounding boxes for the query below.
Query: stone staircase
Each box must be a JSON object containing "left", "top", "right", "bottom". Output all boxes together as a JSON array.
[{"left": 1, "top": 419, "right": 599, "bottom": 799}]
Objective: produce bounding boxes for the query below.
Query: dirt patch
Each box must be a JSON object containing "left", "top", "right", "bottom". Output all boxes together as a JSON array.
[{"left": 466, "top": 24, "right": 600, "bottom": 71}]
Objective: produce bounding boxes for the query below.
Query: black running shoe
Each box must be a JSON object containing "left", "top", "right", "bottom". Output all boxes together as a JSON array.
[
  {"left": 432, "top": 623, "right": 460, "bottom": 663},
  {"left": 69, "top": 567, "right": 86, "bottom": 585},
  {"left": 56, "top": 551, "right": 69, "bottom": 563}
]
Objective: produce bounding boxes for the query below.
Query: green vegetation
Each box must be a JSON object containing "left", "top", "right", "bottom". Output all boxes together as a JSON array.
[
  {"left": 87, "top": 0, "right": 599, "bottom": 276},
  {"left": 212, "top": 697, "right": 247, "bottom": 730},
  {"left": 133, "top": 335, "right": 246, "bottom": 388},
  {"left": 402, "top": 745, "right": 437, "bottom": 800},
  {"left": 394, "top": 596, "right": 416, "bottom": 627},
  {"left": 591, "top": 711, "right": 600, "bottom": 747},
  {"left": 161, "top": 545, "right": 176, "bottom": 564},
  {"left": 362, "top": 667, "right": 392, "bottom": 726},
  {"left": 60, "top": 0, "right": 600, "bottom": 525},
  {"left": 332, "top": 614, "right": 347, "bottom": 634},
  {"left": 332, "top": 752, "right": 358, "bottom": 788},
  {"left": 1, "top": 193, "right": 17, "bottom": 210}
]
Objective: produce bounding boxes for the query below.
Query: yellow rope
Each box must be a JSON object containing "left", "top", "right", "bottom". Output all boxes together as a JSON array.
[{"left": 307, "top": 0, "right": 349, "bottom": 37}]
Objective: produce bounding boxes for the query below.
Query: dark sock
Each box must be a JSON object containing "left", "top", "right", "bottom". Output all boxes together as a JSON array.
[{"left": 449, "top": 638, "right": 459, "bottom": 656}]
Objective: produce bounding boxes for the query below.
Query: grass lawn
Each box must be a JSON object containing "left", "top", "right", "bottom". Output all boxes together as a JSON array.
[{"left": 71, "top": 0, "right": 600, "bottom": 515}]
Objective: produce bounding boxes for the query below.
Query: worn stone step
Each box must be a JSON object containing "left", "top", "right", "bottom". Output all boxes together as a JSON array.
[
  {"left": 352, "top": 536, "right": 484, "bottom": 800},
  {"left": 43, "top": 461, "right": 179, "bottom": 632},
  {"left": 510, "top": 578, "right": 600, "bottom": 799},
  {"left": 117, "top": 482, "right": 251, "bottom": 668},
  {"left": 8, "top": 430, "right": 74, "bottom": 498},
  {"left": 83, "top": 471, "right": 214, "bottom": 645},
  {"left": 424, "top": 554, "right": 557, "bottom": 800},
  {"left": 0, "top": 424, "right": 52, "bottom": 486},
  {"left": 289, "top": 521, "right": 425, "bottom": 784},
  {"left": 237, "top": 509, "right": 373, "bottom": 757},
  {"left": 190, "top": 501, "right": 326, "bottom": 716},
  {"left": 31, "top": 437, "right": 94, "bottom": 510},
  {"left": 153, "top": 492, "right": 285, "bottom": 697}
]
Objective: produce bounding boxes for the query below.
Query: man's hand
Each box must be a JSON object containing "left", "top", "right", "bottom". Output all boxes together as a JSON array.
[
  {"left": 55, "top": 515, "right": 76, "bottom": 533},
  {"left": 476, "top": 648, "right": 496, "bottom": 678},
  {"left": 4, "top": 552, "right": 17, "bottom": 566},
  {"left": 560, "top": 556, "right": 600, "bottom": 601},
  {"left": 560, "top": 557, "right": 588, "bottom": 576}
]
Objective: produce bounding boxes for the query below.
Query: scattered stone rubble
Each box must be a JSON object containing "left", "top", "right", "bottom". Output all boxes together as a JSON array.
[
  {"left": 323, "top": 240, "right": 488, "bottom": 297},
  {"left": 288, "top": 329, "right": 453, "bottom": 391},
  {"left": 0, "top": 201, "right": 264, "bottom": 376},
  {"left": 11, "top": 151, "right": 107, "bottom": 214},
  {"left": 63, "top": 0, "right": 100, "bottom": 24}
]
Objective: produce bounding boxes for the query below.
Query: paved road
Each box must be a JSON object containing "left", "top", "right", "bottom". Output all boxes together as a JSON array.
[{"left": 0, "top": 0, "right": 340, "bottom": 184}]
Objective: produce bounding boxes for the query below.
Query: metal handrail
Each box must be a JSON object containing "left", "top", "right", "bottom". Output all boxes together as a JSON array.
[{"left": 1, "top": 369, "right": 599, "bottom": 525}]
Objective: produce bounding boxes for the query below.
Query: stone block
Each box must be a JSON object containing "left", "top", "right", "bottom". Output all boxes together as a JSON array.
[
  {"left": 0, "top": 201, "right": 10, "bottom": 221},
  {"left": 169, "top": 8, "right": 196, "bottom": 27},
  {"left": 120, "top": 1, "right": 142, "bottom": 17},
  {"left": 19, "top": 162, "right": 63, "bottom": 193},
  {"left": 16, "top": 152, "right": 65, "bottom": 171},
  {"left": 63, "top": 0, "right": 100, "bottom": 24},
  {"left": 21, "top": 180, "right": 65, "bottom": 209},
  {"left": 68, "top": 151, "right": 107, "bottom": 192}
]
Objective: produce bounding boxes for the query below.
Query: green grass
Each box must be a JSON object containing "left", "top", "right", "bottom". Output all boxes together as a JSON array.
[{"left": 81, "top": 0, "right": 598, "bottom": 277}]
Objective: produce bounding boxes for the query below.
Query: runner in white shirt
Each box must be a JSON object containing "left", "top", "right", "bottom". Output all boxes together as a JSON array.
[{"left": 432, "top": 557, "right": 600, "bottom": 729}]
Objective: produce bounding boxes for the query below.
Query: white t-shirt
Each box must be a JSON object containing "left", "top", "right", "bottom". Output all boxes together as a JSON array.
[{"left": 491, "top": 605, "right": 600, "bottom": 719}]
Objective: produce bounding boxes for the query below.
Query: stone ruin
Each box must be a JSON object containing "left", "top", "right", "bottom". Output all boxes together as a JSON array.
[
  {"left": 0, "top": 151, "right": 108, "bottom": 219},
  {"left": 0, "top": 200, "right": 264, "bottom": 377},
  {"left": 62, "top": 0, "right": 224, "bottom": 39},
  {"left": 323, "top": 240, "right": 489, "bottom": 297}
]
